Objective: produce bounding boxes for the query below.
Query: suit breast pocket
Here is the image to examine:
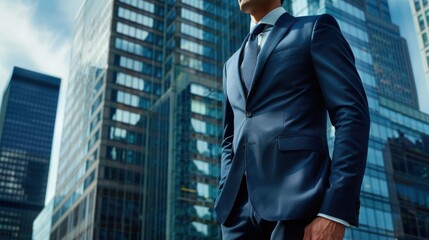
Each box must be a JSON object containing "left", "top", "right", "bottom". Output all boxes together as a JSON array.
[
  {"left": 269, "top": 47, "right": 302, "bottom": 62},
  {"left": 278, "top": 135, "right": 326, "bottom": 153}
]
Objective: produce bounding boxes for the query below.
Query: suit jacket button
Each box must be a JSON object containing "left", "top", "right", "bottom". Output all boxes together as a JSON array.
[{"left": 245, "top": 111, "right": 252, "bottom": 118}]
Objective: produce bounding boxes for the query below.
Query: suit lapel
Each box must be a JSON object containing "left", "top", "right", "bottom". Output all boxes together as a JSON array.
[
  {"left": 247, "top": 12, "right": 297, "bottom": 99},
  {"left": 230, "top": 34, "right": 250, "bottom": 101}
]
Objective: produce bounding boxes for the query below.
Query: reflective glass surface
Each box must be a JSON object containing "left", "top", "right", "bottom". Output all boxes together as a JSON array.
[{"left": 0, "top": 67, "right": 60, "bottom": 240}]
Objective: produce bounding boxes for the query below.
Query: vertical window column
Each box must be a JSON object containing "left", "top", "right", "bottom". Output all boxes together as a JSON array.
[
  {"left": 419, "top": 14, "right": 425, "bottom": 31},
  {"left": 415, "top": 0, "right": 422, "bottom": 11}
]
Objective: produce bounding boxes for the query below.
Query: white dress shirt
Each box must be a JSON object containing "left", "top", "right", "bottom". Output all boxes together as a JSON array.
[{"left": 248, "top": 7, "right": 351, "bottom": 228}]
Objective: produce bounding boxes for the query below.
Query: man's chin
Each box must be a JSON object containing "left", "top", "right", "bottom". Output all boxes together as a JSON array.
[{"left": 238, "top": 1, "right": 252, "bottom": 13}]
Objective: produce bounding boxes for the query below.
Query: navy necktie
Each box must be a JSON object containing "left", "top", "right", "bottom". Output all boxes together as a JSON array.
[{"left": 242, "top": 23, "right": 268, "bottom": 91}]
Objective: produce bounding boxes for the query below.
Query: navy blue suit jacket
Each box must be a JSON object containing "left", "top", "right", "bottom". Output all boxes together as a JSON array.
[{"left": 214, "top": 12, "right": 370, "bottom": 227}]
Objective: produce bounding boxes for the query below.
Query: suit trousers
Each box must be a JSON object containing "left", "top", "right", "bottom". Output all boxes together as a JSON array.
[{"left": 221, "top": 175, "right": 316, "bottom": 240}]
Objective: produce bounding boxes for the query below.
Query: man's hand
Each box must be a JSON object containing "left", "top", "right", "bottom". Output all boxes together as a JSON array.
[{"left": 303, "top": 217, "right": 345, "bottom": 240}]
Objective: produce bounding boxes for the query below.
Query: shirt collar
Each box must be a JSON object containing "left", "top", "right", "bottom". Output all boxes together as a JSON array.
[{"left": 250, "top": 7, "right": 286, "bottom": 31}]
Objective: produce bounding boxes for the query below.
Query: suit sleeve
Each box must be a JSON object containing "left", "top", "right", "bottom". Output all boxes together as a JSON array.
[
  {"left": 219, "top": 62, "right": 234, "bottom": 191},
  {"left": 310, "top": 14, "right": 370, "bottom": 227}
]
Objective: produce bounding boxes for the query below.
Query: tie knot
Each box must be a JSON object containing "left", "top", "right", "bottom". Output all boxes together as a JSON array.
[{"left": 251, "top": 23, "right": 268, "bottom": 36}]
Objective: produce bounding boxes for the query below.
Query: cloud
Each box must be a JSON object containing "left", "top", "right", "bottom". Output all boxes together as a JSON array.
[
  {"left": 59, "top": 0, "right": 84, "bottom": 25},
  {"left": 0, "top": 0, "right": 81, "bottom": 204},
  {"left": 0, "top": 0, "right": 71, "bottom": 90}
]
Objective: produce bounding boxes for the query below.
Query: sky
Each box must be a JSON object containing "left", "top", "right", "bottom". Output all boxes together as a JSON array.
[{"left": 0, "top": 0, "right": 84, "bottom": 204}]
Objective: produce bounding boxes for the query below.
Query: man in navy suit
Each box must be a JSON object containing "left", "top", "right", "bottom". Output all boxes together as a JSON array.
[{"left": 214, "top": 0, "right": 370, "bottom": 239}]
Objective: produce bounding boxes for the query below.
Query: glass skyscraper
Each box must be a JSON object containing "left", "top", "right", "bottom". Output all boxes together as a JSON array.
[
  {"left": 365, "top": 0, "right": 419, "bottom": 108},
  {"left": 33, "top": 199, "right": 54, "bottom": 240},
  {"left": 385, "top": 121, "right": 429, "bottom": 239},
  {"left": 387, "top": 0, "right": 429, "bottom": 113},
  {"left": 410, "top": 0, "right": 429, "bottom": 101},
  {"left": 0, "top": 67, "right": 60, "bottom": 239},
  {"left": 285, "top": 0, "right": 429, "bottom": 239},
  {"left": 50, "top": 0, "right": 246, "bottom": 239}
]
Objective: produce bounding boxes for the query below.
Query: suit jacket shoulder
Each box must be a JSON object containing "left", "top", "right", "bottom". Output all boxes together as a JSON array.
[{"left": 287, "top": 13, "right": 339, "bottom": 35}]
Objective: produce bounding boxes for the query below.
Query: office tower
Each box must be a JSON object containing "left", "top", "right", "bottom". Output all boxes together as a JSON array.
[
  {"left": 388, "top": 0, "right": 429, "bottom": 113},
  {"left": 50, "top": 0, "right": 247, "bottom": 239},
  {"left": 365, "top": 0, "right": 419, "bottom": 108},
  {"left": 410, "top": 0, "right": 429, "bottom": 107},
  {"left": 0, "top": 67, "right": 60, "bottom": 239},
  {"left": 33, "top": 199, "right": 54, "bottom": 240},
  {"left": 385, "top": 128, "right": 429, "bottom": 239},
  {"left": 285, "top": 0, "right": 429, "bottom": 239},
  {"left": 143, "top": 1, "right": 247, "bottom": 239}
]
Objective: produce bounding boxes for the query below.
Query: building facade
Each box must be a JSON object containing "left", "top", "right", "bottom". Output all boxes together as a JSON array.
[
  {"left": 32, "top": 199, "right": 54, "bottom": 240},
  {"left": 0, "top": 67, "right": 60, "bottom": 239},
  {"left": 385, "top": 128, "right": 429, "bottom": 239},
  {"left": 50, "top": 0, "right": 247, "bottom": 239},
  {"left": 410, "top": 0, "right": 429, "bottom": 110},
  {"left": 142, "top": 1, "right": 248, "bottom": 239},
  {"left": 285, "top": 0, "right": 429, "bottom": 239},
  {"left": 365, "top": 0, "right": 419, "bottom": 108},
  {"left": 387, "top": 0, "right": 429, "bottom": 113}
]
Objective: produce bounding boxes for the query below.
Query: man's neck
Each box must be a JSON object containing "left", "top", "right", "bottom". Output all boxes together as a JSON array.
[{"left": 250, "top": 3, "right": 281, "bottom": 23}]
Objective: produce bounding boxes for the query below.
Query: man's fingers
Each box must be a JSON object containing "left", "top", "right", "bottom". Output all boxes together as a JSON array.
[{"left": 303, "top": 225, "right": 312, "bottom": 240}]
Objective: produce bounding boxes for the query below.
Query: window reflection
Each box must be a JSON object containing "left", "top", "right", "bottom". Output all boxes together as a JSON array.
[
  {"left": 191, "top": 222, "right": 208, "bottom": 236},
  {"left": 190, "top": 83, "right": 222, "bottom": 101},
  {"left": 359, "top": 206, "right": 394, "bottom": 231},
  {"left": 118, "top": 7, "right": 156, "bottom": 29},
  {"left": 110, "top": 108, "right": 142, "bottom": 126},
  {"left": 115, "top": 38, "right": 162, "bottom": 61},
  {"left": 192, "top": 159, "right": 219, "bottom": 177},
  {"left": 195, "top": 140, "right": 221, "bottom": 158},
  {"left": 109, "top": 126, "right": 143, "bottom": 145},
  {"left": 119, "top": 0, "right": 155, "bottom": 13},
  {"left": 196, "top": 183, "right": 216, "bottom": 200},
  {"left": 115, "top": 72, "right": 161, "bottom": 96},
  {"left": 106, "top": 146, "right": 142, "bottom": 165},
  {"left": 191, "top": 118, "right": 221, "bottom": 137},
  {"left": 193, "top": 205, "right": 211, "bottom": 220},
  {"left": 112, "top": 90, "right": 150, "bottom": 110},
  {"left": 181, "top": 23, "right": 217, "bottom": 43},
  {"left": 361, "top": 175, "right": 389, "bottom": 197},
  {"left": 116, "top": 22, "right": 163, "bottom": 46},
  {"left": 191, "top": 100, "right": 222, "bottom": 119}
]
